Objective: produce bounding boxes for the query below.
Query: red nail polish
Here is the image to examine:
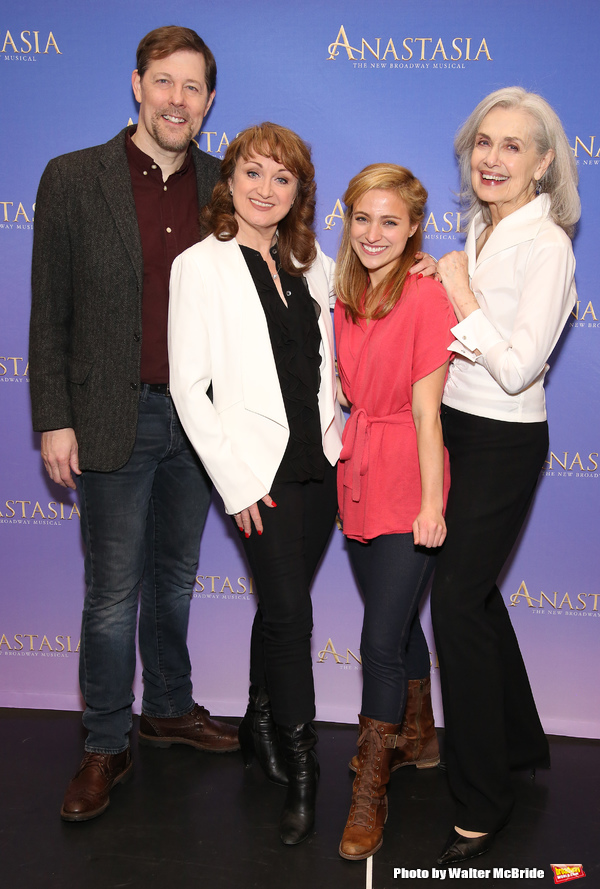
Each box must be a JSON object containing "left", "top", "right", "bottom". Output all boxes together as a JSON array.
[
  {"left": 417, "top": 273, "right": 423, "bottom": 279},
  {"left": 257, "top": 530, "right": 263, "bottom": 536},
  {"left": 245, "top": 532, "right": 250, "bottom": 538},
  {"left": 271, "top": 501, "right": 277, "bottom": 507}
]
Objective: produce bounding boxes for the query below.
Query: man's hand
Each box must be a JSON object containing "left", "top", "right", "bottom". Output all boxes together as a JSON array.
[{"left": 40, "top": 428, "right": 81, "bottom": 490}]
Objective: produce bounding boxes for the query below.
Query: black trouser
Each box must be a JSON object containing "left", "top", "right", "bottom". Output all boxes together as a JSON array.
[
  {"left": 347, "top": 533, "right": 433, "bottom": 724},
  {"left": 239, "top": 462, "right": 338, "bottom": 725},
  {"left": 431, "top": 406, "right": 550, "bottom": 832}
]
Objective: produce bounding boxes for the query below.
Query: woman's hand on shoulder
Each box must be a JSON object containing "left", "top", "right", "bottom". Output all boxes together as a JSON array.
[
  {"left": 234, "top": 494, "right": 276, "bottom": 537},
  {"left": 436, "top": 250, "right": 468, "bottom": 285},
  {"left": 412, "top": 508, "right": 447, "bottom": 549},
  {"left": 410, "top": 251, "right": 438, "bottom": 278},
  {"left": 436, "top": 251, "right": 478, "bottom": 321}
]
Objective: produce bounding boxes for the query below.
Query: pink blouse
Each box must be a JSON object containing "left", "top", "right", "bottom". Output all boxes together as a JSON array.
[{"left": 335, "top": 276, "right": 455, "bottom": 542}]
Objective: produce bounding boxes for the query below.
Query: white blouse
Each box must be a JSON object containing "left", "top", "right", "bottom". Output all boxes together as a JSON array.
[{"left": 444, "top": 194, "right": 577, "bottom": 423}]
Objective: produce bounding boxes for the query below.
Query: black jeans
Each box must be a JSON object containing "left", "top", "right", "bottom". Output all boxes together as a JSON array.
[
  {"left": 347, "top": 533, "right": 434, "bottom": 724},
  {"left": 239, "top": 462, "right": 338, "bottom": 725},
  {"left": 431, "top": 405, "right": 550, "bottom": 832}
]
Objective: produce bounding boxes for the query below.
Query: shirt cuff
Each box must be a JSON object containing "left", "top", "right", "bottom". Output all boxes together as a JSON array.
[{"left": 449, "top": 308, "right": 504, "bottom": 359}]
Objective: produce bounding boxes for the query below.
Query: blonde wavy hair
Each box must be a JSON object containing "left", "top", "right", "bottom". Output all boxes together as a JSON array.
[{"left": 335, "top": 164, "right": 427, "bottom": 323}]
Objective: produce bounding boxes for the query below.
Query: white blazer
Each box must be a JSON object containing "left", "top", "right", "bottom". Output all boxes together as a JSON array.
[{"left": 168, "top": 235, "right": 344, "bottom": 514}]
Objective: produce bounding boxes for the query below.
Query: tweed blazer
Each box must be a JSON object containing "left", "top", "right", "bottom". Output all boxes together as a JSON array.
[{"left": 29, "top": 126, "right": 220, "bottom": 471}]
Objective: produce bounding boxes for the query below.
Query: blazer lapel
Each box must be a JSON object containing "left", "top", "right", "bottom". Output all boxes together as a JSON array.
[
  {"left": 97, "top": 129, "right": 143, "bottom": 287},
  {"left": 223, "top": 241, "right": 288, "bottom": 428},
  {"left": 191, "top": 145, "right": 221, "bottom": 208},
  {"left": 304, "top": 258, "right": 336, "bottom": 437}
]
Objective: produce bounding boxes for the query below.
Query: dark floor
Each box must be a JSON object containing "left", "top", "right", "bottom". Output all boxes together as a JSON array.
[{"left": 0, "top": 709, "right": 598, "bottom": 889}]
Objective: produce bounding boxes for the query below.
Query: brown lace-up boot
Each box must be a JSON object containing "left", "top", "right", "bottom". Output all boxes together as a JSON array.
[
  {"left": 339, "top": 715, "right": 400, "bottom": 860},
  {"left": 349, "top": 678, "right": 439, "bottom": 774}
]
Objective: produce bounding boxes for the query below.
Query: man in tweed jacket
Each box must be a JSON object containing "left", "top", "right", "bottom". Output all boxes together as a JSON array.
[{"left": 29, "top": 26, "right": 239, "bottom": 822}]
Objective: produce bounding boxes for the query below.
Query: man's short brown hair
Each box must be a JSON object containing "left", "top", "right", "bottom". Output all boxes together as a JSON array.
[{"left": 136, "top": 26, "right": 216, "bottom": 94}]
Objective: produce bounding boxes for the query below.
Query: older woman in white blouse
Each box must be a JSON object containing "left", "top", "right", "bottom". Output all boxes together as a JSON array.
[{"left": 431, "top": 87, "right": 580, "bottom": 865}]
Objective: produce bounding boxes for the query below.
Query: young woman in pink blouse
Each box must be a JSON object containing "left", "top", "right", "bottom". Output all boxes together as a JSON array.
[{"left": 334, "top": 164, "right": 456, "bottom": 860}]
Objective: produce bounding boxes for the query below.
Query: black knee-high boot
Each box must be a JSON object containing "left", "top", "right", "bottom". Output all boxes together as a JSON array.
[
  {"left": 238, "top": 686, "right": 288, "bottom": 786},
  {"left": 277, "top": 723, "right": 319, "bottom": 845}
]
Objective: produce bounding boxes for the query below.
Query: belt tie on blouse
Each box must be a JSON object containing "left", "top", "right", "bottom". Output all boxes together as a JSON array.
[{"left": 339, "top": 406, "right": 413, "bottom": 503}]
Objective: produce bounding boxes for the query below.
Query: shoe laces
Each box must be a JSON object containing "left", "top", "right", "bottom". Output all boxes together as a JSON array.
[
  {"left": 347, "top": 725, "right": 385, "bottom": 829},
  {"left": 356, "top": 722, "right": 384, "bottom": 752},
  {"left": 78, "top": 751, "right": 122, "bottom": 780}
]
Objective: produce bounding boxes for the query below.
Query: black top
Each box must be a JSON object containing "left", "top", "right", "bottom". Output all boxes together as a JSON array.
[{"left": 240, "top": 244, "right": 325, "bottom": 483}]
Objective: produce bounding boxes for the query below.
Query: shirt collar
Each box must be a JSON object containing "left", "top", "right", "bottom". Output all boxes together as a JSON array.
[
  {"left": 468, "top": 194, "right": 551, "bottom": 268},
  {"left": 125, "top": 127, "right": 193, "bottom": 179}
]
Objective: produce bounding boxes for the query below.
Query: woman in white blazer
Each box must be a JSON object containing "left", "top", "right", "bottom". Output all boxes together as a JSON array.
[
  {"left": 431, "top": 88, "right": 580, "bottom": 865},
  {"left": 168, "top": 123, "right": 344, "bottom": 846}
]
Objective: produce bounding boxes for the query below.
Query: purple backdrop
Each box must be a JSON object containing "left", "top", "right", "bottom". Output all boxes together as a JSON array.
[{"left": 1, "top": 0, "right": 598, "bottom": 738}]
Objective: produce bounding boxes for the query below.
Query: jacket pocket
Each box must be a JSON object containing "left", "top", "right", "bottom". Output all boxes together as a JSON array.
[{"left": 67, "top": 355, "right": 93, "bottom": 385}]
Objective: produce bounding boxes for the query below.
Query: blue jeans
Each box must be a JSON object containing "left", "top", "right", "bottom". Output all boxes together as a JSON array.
[
  {"left": 77, "top": 386, "right": 211, "bottom": 753},
  {"left": 347, "top": 533, "right": 434, "bottom": 724}
]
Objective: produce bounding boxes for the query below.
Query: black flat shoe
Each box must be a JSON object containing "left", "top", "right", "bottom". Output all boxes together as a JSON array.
[{"left": 436, "top": 829, "right": 494, "bottom": 866}]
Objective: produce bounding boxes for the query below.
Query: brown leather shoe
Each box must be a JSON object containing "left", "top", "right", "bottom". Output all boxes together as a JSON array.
[
  {"left": 60, "top": 749, "right": 132, "bottom": 822},
  {"left": 139, "top": 703, "right": 240, "bottom": 752}
]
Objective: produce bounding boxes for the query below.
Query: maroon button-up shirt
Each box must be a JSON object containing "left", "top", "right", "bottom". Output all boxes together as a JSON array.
[{"left": 126, "top": 131, "right": 201, "bottom": 383}]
